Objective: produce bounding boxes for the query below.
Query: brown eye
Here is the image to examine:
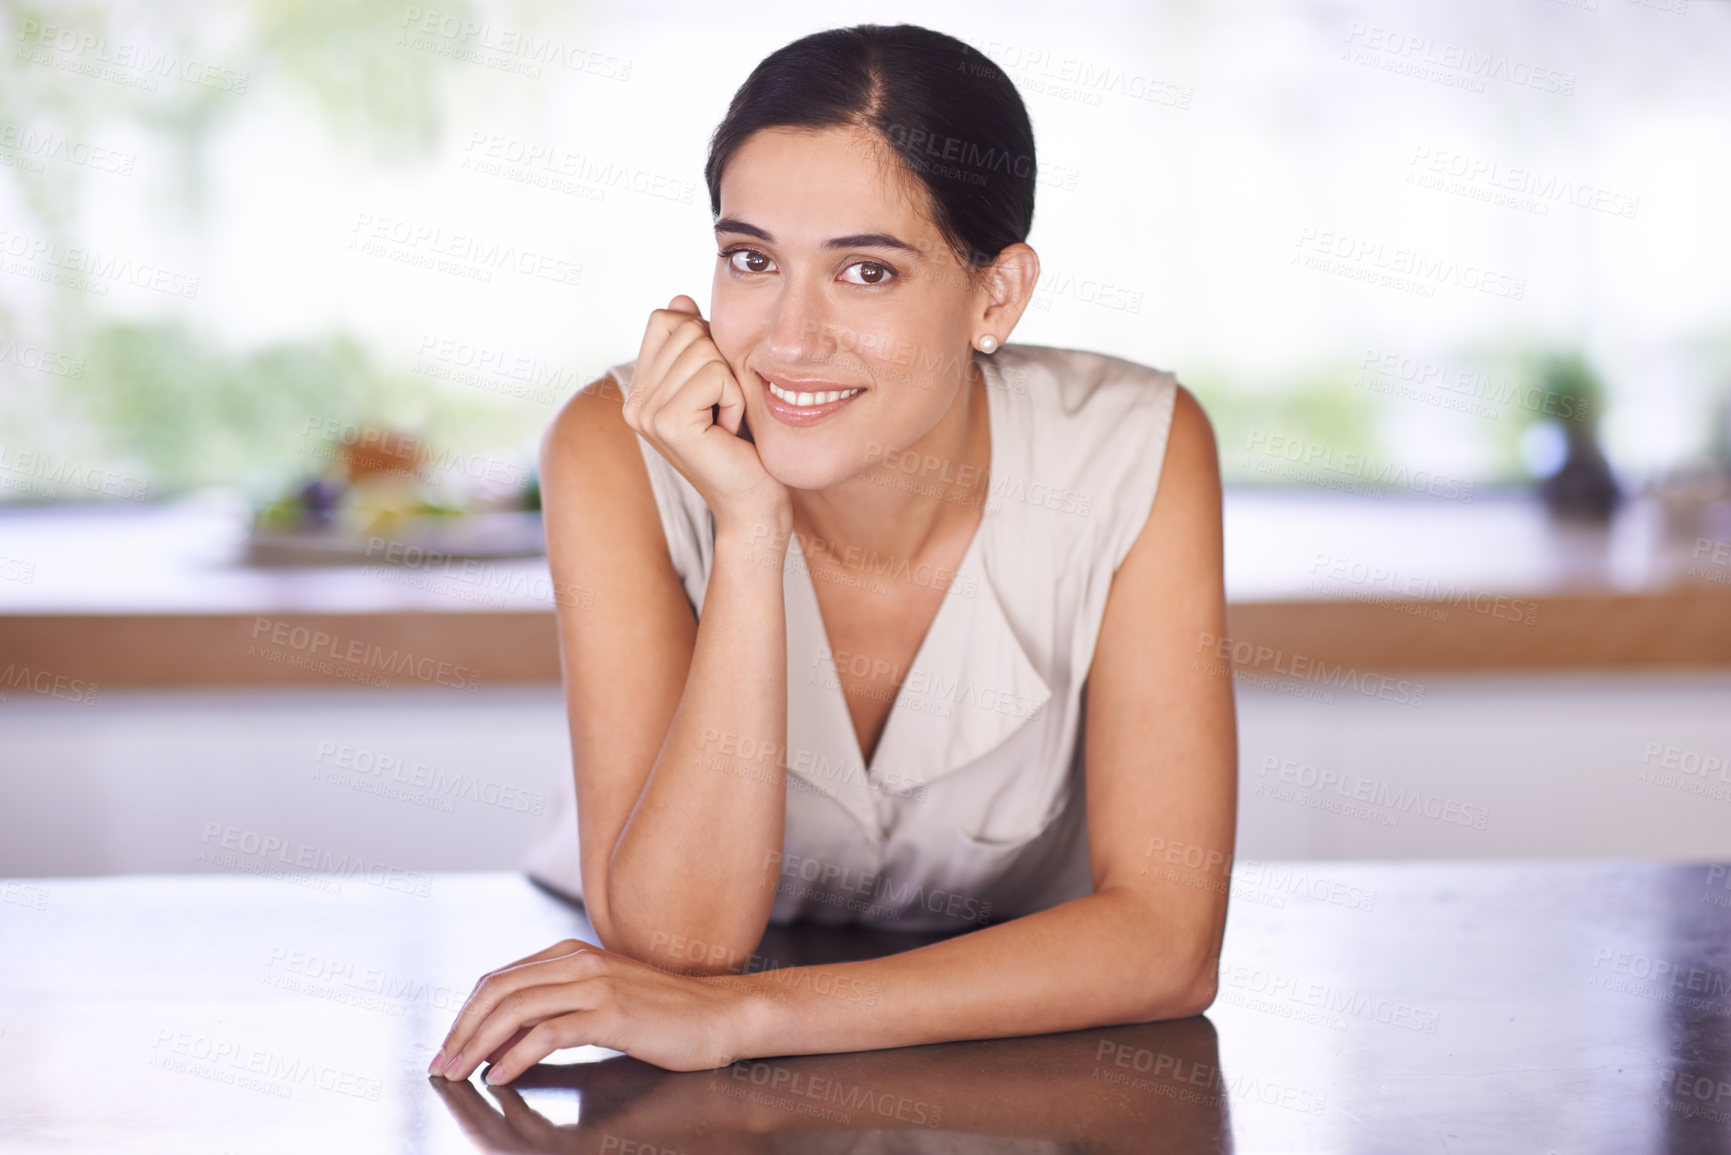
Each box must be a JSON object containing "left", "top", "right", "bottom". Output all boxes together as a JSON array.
[
  {"left": 723, "top": 248, "right": 774, "bottom": 274},
  {"left": 842, "top": 260, "right": 894, "bottom": 286}
]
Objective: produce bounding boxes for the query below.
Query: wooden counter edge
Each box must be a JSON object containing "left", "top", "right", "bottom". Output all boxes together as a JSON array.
[
  {"left": 1, "top": 587, "right": 1729, "bottom": 689},
  {"left": 1225, "top": 586, "right": 1731, "bottom": 673},
  {"left": 0, "top": 611, "right": 560, "bottom": 689}
]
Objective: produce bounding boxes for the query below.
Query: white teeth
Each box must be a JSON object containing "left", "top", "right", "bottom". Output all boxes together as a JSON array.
[{"left": 767, "top": 380, "right": 864, "bottom": 408}]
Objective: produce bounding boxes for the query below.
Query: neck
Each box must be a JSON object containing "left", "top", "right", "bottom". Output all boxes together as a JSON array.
[{"left": 789, "top": 356, "right": 992, "bottom": 569}]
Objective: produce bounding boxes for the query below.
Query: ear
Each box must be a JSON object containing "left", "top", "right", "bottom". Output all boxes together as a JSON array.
[{"left": 975, "top": 243, "right": 1041, "bottom": 342}]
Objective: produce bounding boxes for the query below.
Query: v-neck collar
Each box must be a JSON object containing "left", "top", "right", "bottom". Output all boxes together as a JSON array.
[{"left": 780, "top": 353, "right": 1054, "bottom": 839}]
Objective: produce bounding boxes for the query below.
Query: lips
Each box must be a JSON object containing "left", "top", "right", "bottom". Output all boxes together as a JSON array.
[{"left": 757, "top": 369, "right": 866, "bottom": 427}]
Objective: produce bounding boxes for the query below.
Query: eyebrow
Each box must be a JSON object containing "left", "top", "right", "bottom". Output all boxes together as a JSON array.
[{"left": 714, "top": 217, "right": 919, "bottom": 253}]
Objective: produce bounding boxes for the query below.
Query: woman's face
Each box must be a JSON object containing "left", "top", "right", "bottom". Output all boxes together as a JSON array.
[{"left": 708, "top": 124, "right": 987, "bottom": 492}]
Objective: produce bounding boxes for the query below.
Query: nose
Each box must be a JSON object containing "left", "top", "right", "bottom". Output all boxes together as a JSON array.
[{"left": 762, "top": 270, "right": 835, "bottom": 367}]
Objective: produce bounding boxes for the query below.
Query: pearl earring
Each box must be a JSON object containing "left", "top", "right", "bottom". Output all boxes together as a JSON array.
[{"left": 976, "top": 335, "right": 999, "bottom": 354}]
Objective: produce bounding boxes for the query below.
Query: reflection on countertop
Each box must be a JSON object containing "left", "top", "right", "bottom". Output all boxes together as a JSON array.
[
  {"left": 432, "top": 1017, "right": 1228, "bottom": 1153},
  {"left": 2, "top": 863, "right": 1729, "bottom": 1152}
]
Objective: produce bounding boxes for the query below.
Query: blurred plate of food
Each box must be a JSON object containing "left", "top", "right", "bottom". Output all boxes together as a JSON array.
[{"left": 245, "top": 424, "right": 543, "bottom": 566}]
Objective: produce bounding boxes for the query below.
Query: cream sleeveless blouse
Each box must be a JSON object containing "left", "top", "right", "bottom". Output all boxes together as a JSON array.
[{"left": 521, "top": 343, "right": 1180, "bottom": 933}]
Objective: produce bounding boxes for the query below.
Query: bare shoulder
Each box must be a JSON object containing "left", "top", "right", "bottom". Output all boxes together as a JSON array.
[
  {"left": 537, "top": 368, "right": 683, "bottom": 602},
  {"left": 540, "top": 370, "right": 658, "bottom": 525},
  {"left": 1114, "top": 382, "right": 1224, "bottom": 594},
  {"left": 1157, "top": 384, "right": 1222, "bottom": 505},
  {"left": 540, "top": 370, "right": 637, "bottom": 484}
]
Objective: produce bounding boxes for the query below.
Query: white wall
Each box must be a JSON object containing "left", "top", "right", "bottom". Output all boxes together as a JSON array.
[
  {"left": 0, "top": 686, "right": 568, "bottom": 878},
  {"left": 1232, "top": 669, "right": 1731, "bottom": 860},
  {"left": 2, "top": 671, "right": 1728, "bottom": 877}
]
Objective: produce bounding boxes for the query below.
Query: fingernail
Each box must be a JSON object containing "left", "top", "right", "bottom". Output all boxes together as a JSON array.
[
  {"left": 441, "top": 1052, "right": 464, "bottom": 1080},
  {"left": 484, "top": 1065, "right": 505, "bottom": 1085},
  {"left": 427, "top": 1047, "right": 445, "bottom": 1076}
]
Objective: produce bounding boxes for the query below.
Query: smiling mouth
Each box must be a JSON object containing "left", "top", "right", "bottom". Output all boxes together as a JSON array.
[
  {"left": 756, "top": 369, "right": 867, "bottom": 427},
  {"left": 763, "top": 379, "right": 865, "bottom": 407}
]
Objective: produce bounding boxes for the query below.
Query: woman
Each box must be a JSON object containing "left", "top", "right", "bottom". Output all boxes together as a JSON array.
[{"left": 432, "top": 22, "right": 1236, "bottom": 1083}]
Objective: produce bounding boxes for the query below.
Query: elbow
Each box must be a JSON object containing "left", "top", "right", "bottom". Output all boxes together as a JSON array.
[
  {"left": 582, "top": 875, "right": 660, "bottom": 965},
  {"left": 1131, "top": 958, "right": 1217, "bottom": 1023},
  {"left": 599, "top": 851, "right": 775, "bottom": 974},
  {"left": 1125, "top": 918, "right": 1222, "bottom": 1022},
  {"left": 600, "top": 893, "right": 766, "bottom": 977},
  {"left": 1171, "top": 961, "right": 1219, "bottom": 1019},
  {"left": 604, "top": 922, "right": 764, "bottom": 977},
  {"left": 1112, "top": 889, "right": 1224, "bottom": 1021},
  {"left": 1169, "top": 931, "right": 1224, "bottom": 1018}
]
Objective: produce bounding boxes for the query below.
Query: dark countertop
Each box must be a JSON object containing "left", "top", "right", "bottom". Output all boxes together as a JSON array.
[{"left": 2, "top": 862, "right": 1729, "bottom": 1151}]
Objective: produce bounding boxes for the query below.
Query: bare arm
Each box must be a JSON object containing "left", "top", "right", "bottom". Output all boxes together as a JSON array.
[
  {"left": 540, "top": 373, "right": 793, "bottom": 970},
  {"left": 725, "top": 386, "right": 1237, "bottom": 1054}
]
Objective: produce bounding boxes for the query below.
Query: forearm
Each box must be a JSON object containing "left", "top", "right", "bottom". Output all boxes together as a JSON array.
[
  {"left": 608, "top": 513, "right": 793, "bottom": 966},
  {"left": 730, "top": 887, "right": 1218, "bottom": 1058}
]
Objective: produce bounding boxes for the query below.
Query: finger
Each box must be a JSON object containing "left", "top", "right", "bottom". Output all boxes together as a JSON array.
[
  {"left": 639, "top": 313, "right": 712, "bottom": 397},
  {"left": 634, "top": 303, "right": 709, "bottom": 395},
  {"left": 636, "top": 339, "right": 733, "bottom": 448},
  {"left": 502, "top": 938, "right": 591, "bottom": 969},
  {"left": 627, "top": 314, "right": 711, "bottom": 427},
  {"left": 436, "top": 941, "right": 594, "bottom": 1074},
  {"left": 667, "top": 294, "right": 701, "bottom": 316},
  {"left": 658, "top": 336, "right": 749, "bottom": 437},
  {"left": 680, "top": 358, "right": 748, "bottom": 438},
  {"left": 434, "top": 939, "right": 586, "bottom": 1069},
  {"left": 441, "top": 977, "right": 572, "bottom": 1081},
  {"left": 450, "top": 978, "right": 606, "bottom": 1082},
  {"left": 713, "top": 357, "right": 749, "bottom": 436},
  {"left": 486, "top": 1024, "right": 533, "bottom": 1067},
  {"left": 625, "top": 311, "right": 688, "bottom": 426},
  {"left": 654, "top": 340, "right": 739, "bottom": 434},
  {"left": 485, "top": 1011, "right": 599, "bottom": 1086},
  {"left": 638, "top": 300, "right": 699, "bottom": 355}
]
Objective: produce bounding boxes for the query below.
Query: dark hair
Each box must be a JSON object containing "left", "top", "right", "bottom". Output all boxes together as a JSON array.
[{"left": 704, "top": 24, "right": 1036, "bottom": 279}]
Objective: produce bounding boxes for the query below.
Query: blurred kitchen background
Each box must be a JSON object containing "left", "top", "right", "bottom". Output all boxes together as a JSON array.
[{"left": 3, "top": 0, "right": 1729, "bottom": 878}]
